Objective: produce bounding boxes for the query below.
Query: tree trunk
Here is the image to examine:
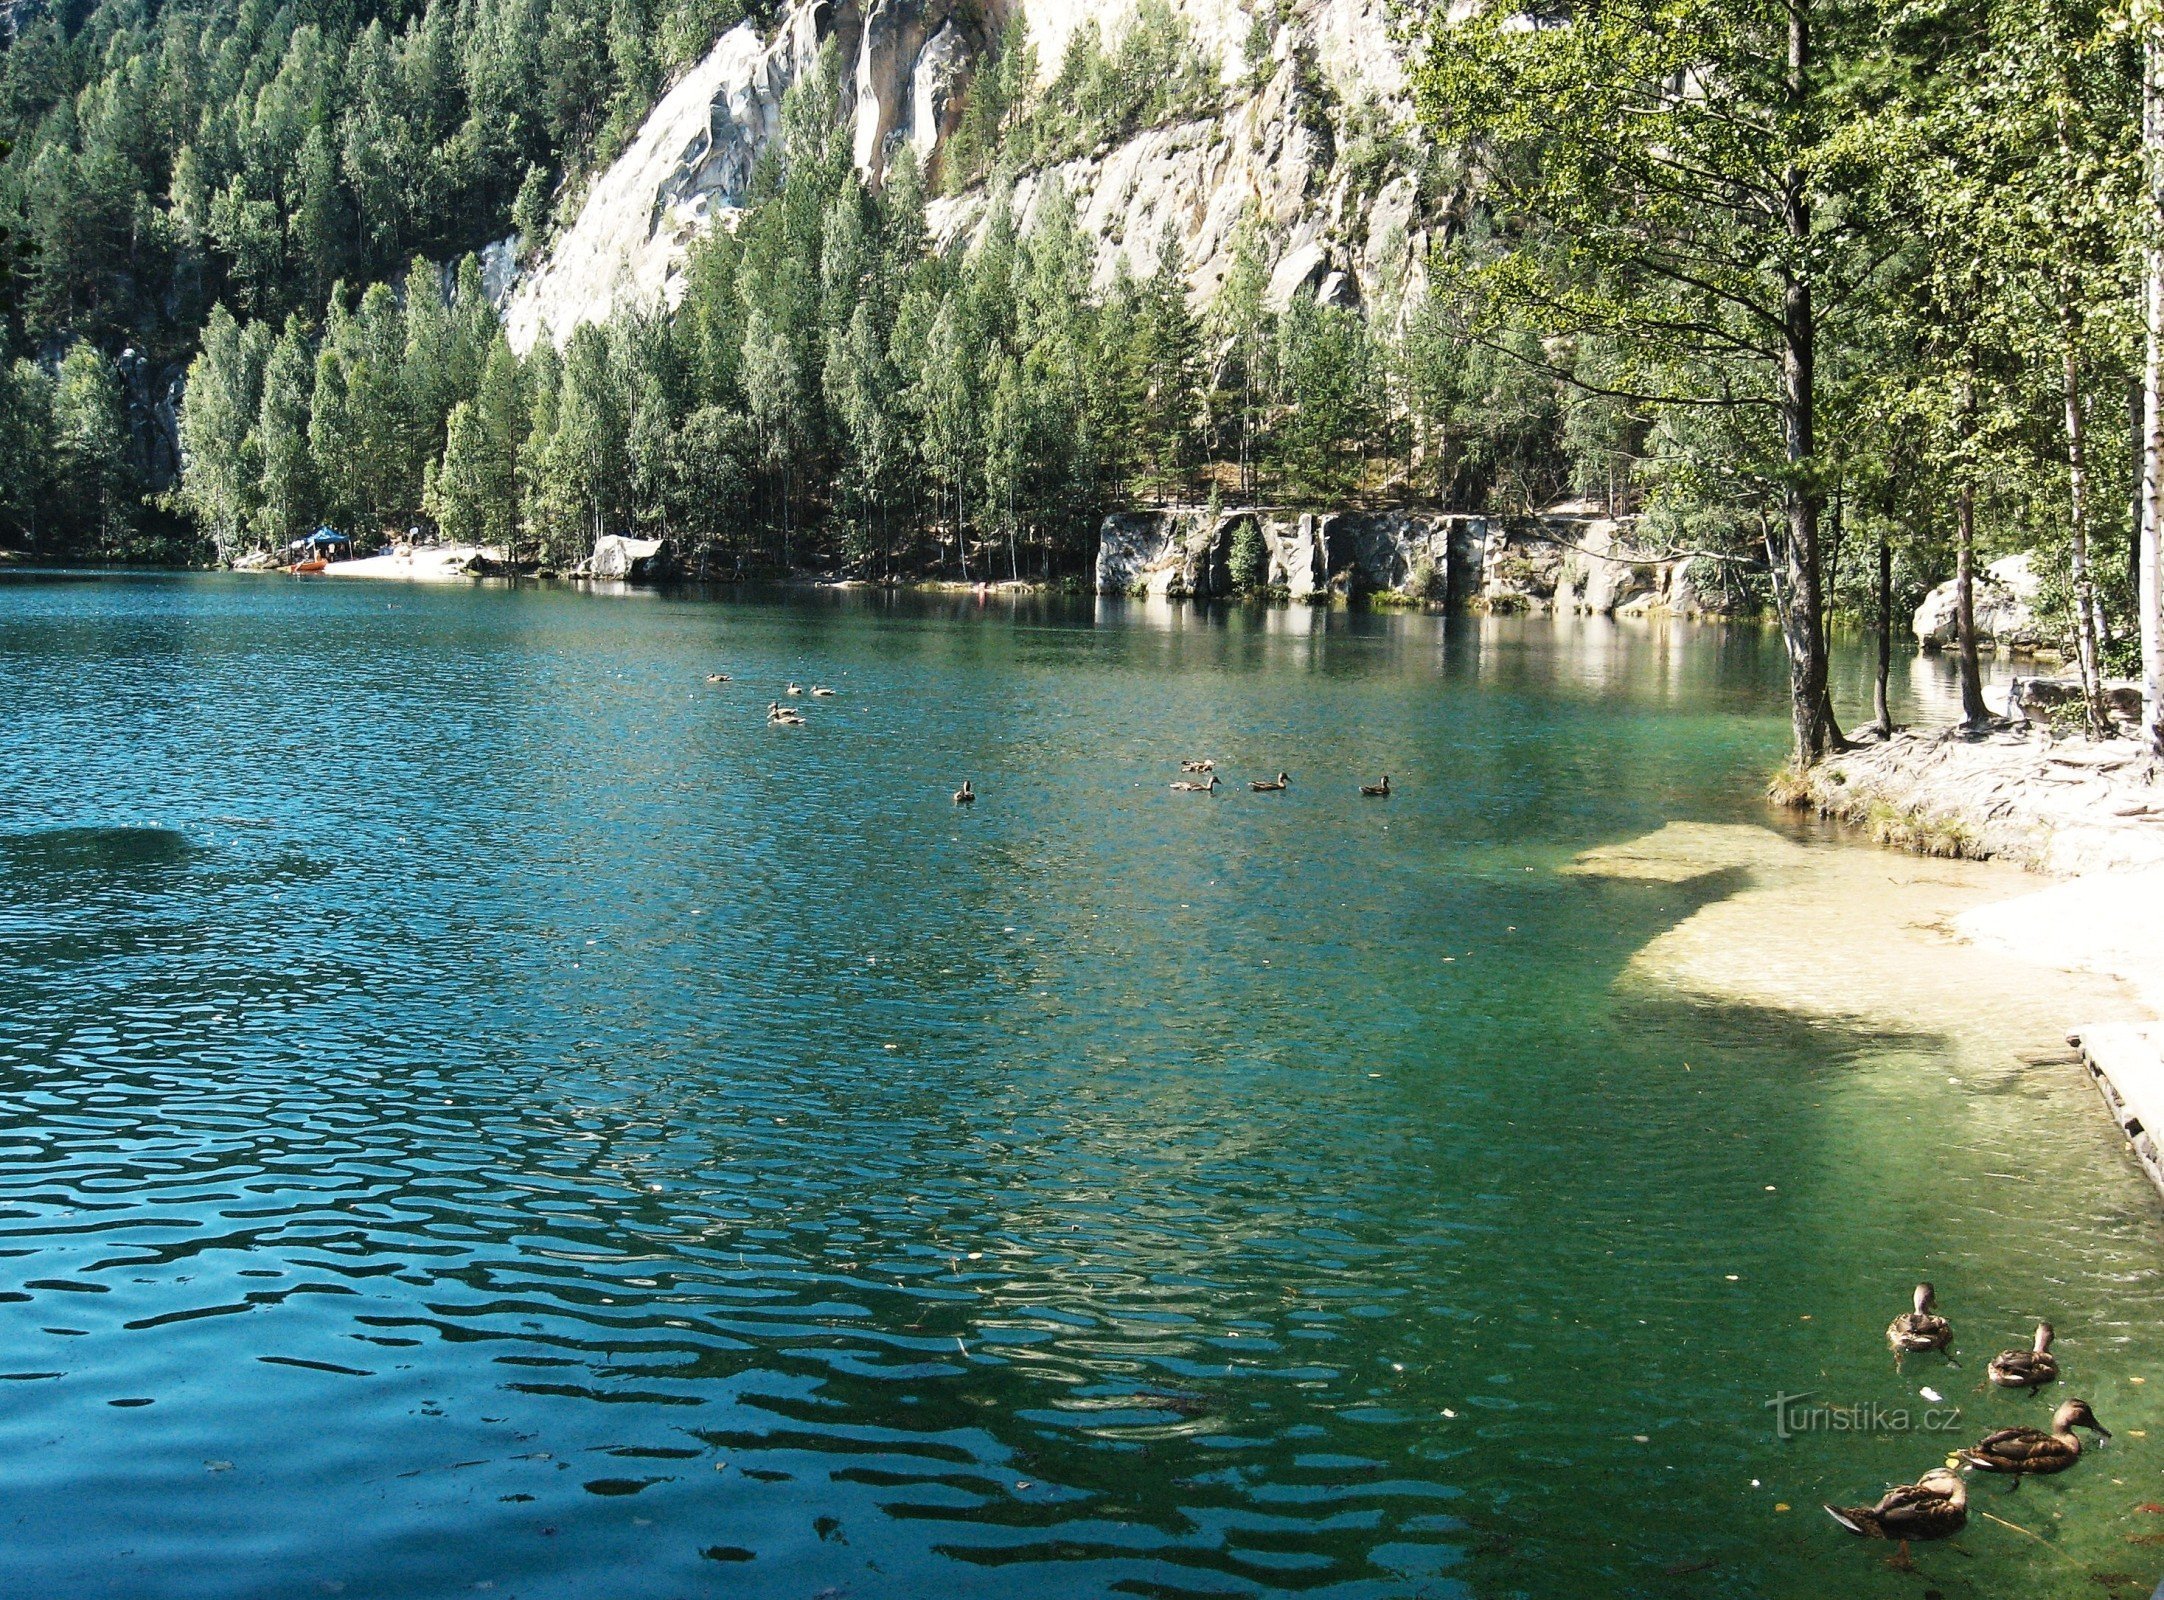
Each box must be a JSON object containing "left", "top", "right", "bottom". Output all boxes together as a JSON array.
[
  {"left": 2062, "top": 305, "right": 2108, "bottom": 736},
  {"left": 1776, "top": 0, "right": 1832, "bottom": 768},
  {"left": 1873, "top": 529, "right": 1893, "bottom": 736},
  {"left": 1955, "top": 378, "right": 1992, "bottom": 728},
  {"left": 2147, "top": 29, "right": 2164, "bottom": 760}
]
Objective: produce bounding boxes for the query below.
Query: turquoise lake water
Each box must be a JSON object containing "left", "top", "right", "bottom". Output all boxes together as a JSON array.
[{"left": 0, "top": 574, "right": 2158, "bottom": 1600}]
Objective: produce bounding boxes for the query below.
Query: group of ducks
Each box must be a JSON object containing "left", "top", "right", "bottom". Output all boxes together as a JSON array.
[
  {"left": 1825, "top": 1283, "right": 2113, "bottom": 1566},
  {"left": 707, "top": 672, "right": 1395, "bottom": 799},
  {"left": 1162, "top": 760, "right": 1391, "bottom": 798},
  {"left": 701, "top": 673, "right": 838, "bottom": 727},
  {"left": 954, "top": 760, "right": 1394, "bottom": 804}
]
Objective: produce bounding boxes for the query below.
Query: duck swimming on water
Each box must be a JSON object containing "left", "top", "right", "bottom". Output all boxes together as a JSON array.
[
  {"left": 1180, "top": 759, "right": 1215, "bottom": 773},
  {"left": 1959, "top": 1396, "right": 2108, "bottom": 1479},
  {"left": 1250, "top": 772, "right": 1289, "bottom": 792},
  {"left": 1825, "top": 1468, "right": 1966, "bottom": 1570},
  {"left": 1170, "top": 775, "right": 1220, "bottom": 793},
  {"left": 1988, "top": 1322, "right": 2060, "bottom": 1391},
  {"left": 953, "top": 780, "right": 974, "bottom": 805},
  {"left": 1360, "top": 775, "right": 1391, "bottom": 797},
  {"left": 1887, "top": 1283, "right": 1952, "bottom": 1366}
]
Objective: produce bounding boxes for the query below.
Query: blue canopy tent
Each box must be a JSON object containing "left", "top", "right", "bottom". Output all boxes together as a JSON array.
[{"left": 287, "top": 527, "right": 353, "bottom": 556}]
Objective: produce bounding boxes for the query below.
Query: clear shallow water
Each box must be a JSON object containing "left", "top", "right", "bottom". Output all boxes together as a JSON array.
[{"left": 0, "top": 574, "right": 2156, "bottom": 1600}]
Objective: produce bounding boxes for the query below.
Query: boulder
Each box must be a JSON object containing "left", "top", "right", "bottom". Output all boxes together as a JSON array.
[
  {"left": 2006, "top": 675, "right": 2146, "bottom": 728},
  {"left": 1913, "top": 553, "right": 2044, "bottom": 650},
  {"left": 585, "top": 534, "right": 666, "bottom": 580}
]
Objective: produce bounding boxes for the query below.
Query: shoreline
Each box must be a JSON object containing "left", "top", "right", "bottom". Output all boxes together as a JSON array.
[
  {"left": 1780, "top": 721, "right": 2164, "bottom": 877},
  {"left": 1780, "top": 721, "right": 2164, "bottom": 1213}
]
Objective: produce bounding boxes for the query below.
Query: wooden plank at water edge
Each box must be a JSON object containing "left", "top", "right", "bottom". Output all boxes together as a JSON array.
[{"left": 2071, "top": 1023, "right": 2164, "bottom": 1205}]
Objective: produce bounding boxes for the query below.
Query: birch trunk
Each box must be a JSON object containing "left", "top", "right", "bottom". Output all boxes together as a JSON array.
[
  {"left": 2145, "top": 29, "right": 2164, "bottom": 760},
  {"left": 1777, "top": 0, "right": 1832, "bottom": 766},
  {"left": 1955, "top": 378, "right": 1992, "bottom": 728}
]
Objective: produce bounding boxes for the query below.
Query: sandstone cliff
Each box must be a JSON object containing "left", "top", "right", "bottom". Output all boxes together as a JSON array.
[
  {"left": 1095, "top": 504, "right": 1722, "bottom": 617},
  {"left": 504, "top": 0, "right": 1434, "bottom": 351}
]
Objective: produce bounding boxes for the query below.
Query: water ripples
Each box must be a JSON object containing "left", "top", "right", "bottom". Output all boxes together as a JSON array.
[{"left": 1, "top": 579, "right": 2157, "bottom": 1600}]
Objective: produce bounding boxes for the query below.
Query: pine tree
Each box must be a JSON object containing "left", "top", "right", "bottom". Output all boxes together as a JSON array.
[
  {"left": 254, "top": 317, "right": 317, "bottom": 548},
  {"left": 50, "top": 342, "right": 132, "bottom": 556}
]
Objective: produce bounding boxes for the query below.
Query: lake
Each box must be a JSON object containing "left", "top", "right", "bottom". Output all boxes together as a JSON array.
[{"left": 0, "top": 574, "right": 2157, "bottom": 1600}]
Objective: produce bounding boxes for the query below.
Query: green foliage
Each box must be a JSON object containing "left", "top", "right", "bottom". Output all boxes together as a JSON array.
[
  {"left": 944, "top": 4, "right": 1221, "bottom": 194},
  {"left": 1228, "top": 516, "right": 1266, "bottom": 594}
]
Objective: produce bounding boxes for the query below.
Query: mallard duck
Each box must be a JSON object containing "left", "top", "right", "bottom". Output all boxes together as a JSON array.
[
  {"left": 1887, "top": 1283, "right": 1952, "bottom": 1364},
  {"left": 1959, "top": 1396, "right": 2107, "bottom": 1477},
  {"left": 1170, "top": 775, "right": 1220, "bottom": 793},
  {"left": 810, "top": 685, "right": 836, "bottom": 696},
  {"left": 785, "top": 682, "right": 804, "bottom": 696},
  {"left": 953, "top": 780, "right": 974, "bottom": 805},
  {"left": 1825, "top": 1467, "right": 1966, "bottom": 1568},
  {"left": 1180, "top": 760, "right": 1215, "bottom": 773},
  {"left": 1360, "top": 775, "right": 1391, "bottom": 797},
  {"left": 1250, "top": 772, "right": 1289, "bottom": 792},
  {"left": 1988, "top": 1322, "right": 2060, "bottom": 1391},
  {"left": 705, "top": 672, "right": 731, "bottom": 683}
]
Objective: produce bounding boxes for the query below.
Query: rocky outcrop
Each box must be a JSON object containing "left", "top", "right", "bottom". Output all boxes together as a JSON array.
[
  {"left": 506, "top": 0, "right": 1433, "bottom": 350},
  {"left": 1476, "top": 509, "right": 1710, "bottom": 617},
  {"left": 2006, "top": 675, "right": 2146, "bottom": 731},
  {"left": 507, "top": 7, "right": 836, "bottom": 349},
  {"left": 1094, "top": 503, "right": 1727, "bottom": 614},
  {"left": 1912, "top": 553, "right": 2044, "bottom": 651},
  {"left": 1787, "top": 726, "right": 2164, "bottom": 877},
  {"left": 578, "top": 533, "right": 668, "bottom": 579},
  {"left": 927, "top": 0, "right": 1428, "bottom": 314},
  {"left": 1097, "top": 507, "right": 1480, "bottom": 602}
]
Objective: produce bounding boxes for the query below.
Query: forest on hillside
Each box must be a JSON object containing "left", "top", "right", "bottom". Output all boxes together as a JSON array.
[
  {"left": 2, "top": 1, "right": 1590, "bottom": 578},
  {"left": 0, "top": 0, "right": 2158, "bottom": 758},
  {"left": 0, "top": 0, "right": 763, "bottom": 554}
]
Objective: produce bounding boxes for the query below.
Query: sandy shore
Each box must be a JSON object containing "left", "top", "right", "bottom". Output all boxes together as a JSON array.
[
  {"left": 1569, "top": 821, "right": 2153, "bottom": 1064},
  {"left": 320, "top": 545, "right": 501, "bottom": 581},
  {"left": 1772, "top": 721, "right": 2164, "bottom": 1035}
]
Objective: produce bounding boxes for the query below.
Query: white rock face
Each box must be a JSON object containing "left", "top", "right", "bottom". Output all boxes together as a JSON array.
[
  {"left": 506, "top": 0, "right": 1433, "bottom": 349},
  {"left": 932, "top": 0, "right": 1430, "bottom": 312},
  {"left": 505, "top": 17, "right": 820, "bottom": 351},
  {"left": 1912, "top": 553, "right": 2045, "bottom": 650}
]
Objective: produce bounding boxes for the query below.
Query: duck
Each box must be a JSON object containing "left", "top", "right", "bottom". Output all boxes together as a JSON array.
[
  {"left": 953, "top": 780, "right": 974, "bottom": 805},
  {"left": 766, "top": 701, "right": 805, "bottom": 726},
  {"left": 1170, "top": 775, "right": 1221, "bottom": 793},
  {"left": 1887, "top": 1283, "right": 1953, "bottom": 1365},
  {"left": 1360, "top": 775, "right": 1392, "bottom": 797},
  {"left": 1958, "top": 1396, "right": 2108, "bottom": 1478},
  {"left": 1180, "top": 760, "right": 1215, "bottom": 774},
  {"left": 1824, "top": 1467, "right": 1966, "bottom": 1569},
  {"left": 705, "top": 672, "right": 731, "bottom": 683},
  {"left": 1250, "top": 772, "right": 1289, "bottom": 792},
  {"left": 1987, "top": 1321, "right": 2060, "bottom": 1391},
  {"left": 786, "top": 682, "right": 804, "bottom": 696},
  {"left": 810, "top": 685, "right": 837, "bottom": 696}
]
